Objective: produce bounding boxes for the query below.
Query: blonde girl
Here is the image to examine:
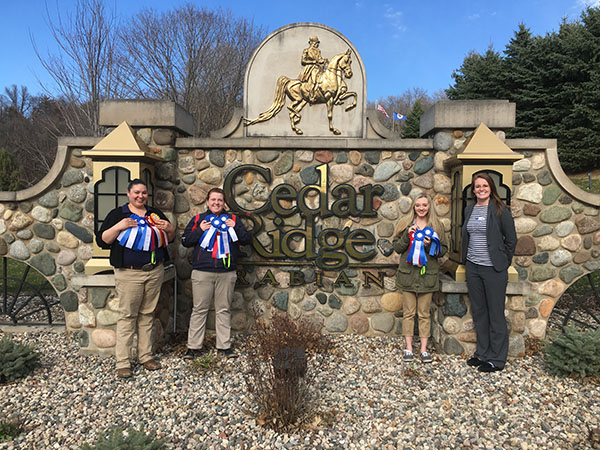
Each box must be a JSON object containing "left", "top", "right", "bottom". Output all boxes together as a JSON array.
[{"left": 393, "top": 193, "right": 446, "bottom": 363}]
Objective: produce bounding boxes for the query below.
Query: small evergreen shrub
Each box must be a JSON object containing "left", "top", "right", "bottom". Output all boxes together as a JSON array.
[
  {"left": 543, "top": 326, "right": 600, "bottom": 378},
  {"left": 244, "top": 310, "right": 331, "bottom": 430},
  {"left": 0, "top": 415, "right": 24, "bottom": 442},
  {"left": 80, "top": 426, "right": 165, "bottom": 450},
  {"left": 0, "top": 337, "right": 39, "bottom": 384}
]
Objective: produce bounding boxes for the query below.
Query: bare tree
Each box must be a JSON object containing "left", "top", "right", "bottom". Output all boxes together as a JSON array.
[
  {"left": 1, "top": 85, "right": 34, "bottom": 116},
  {"left": 33, "top": 0, "right": 132, "bottom": 136},
  {"left": 369, "top": 87, "right": 447, "bottom": 132},
  {"left": 121, "top": 3, "right": 265, "bottom": 135}
]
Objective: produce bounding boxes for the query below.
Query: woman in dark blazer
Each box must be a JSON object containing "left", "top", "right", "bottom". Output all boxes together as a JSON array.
[{"left": 461, "top": 172, "right": 517, "bottom": 372}]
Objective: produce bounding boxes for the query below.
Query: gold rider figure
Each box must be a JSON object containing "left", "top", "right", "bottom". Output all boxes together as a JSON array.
[{"left": 299, "top": 36, "right": 327, "bottom": 103}]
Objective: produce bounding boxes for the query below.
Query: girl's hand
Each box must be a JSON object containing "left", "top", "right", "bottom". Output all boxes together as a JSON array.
[{"left": 408, "top": 225, "right": 417, "bottom": 234}]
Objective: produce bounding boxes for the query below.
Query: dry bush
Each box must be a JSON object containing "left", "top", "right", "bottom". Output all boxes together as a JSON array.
[{"left": 244, "top": 309, "right": 331, "bottom": 430}]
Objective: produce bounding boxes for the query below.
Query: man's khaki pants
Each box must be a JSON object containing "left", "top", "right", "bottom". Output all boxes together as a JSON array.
[
  {"left": 188, "top": 270, "right": 237, "bottom": 350},
  {"left": 114, "top": 265, "right": 164, "bottom": 369}
]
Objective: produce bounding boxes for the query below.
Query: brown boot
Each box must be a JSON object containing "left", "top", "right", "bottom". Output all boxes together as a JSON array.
[
  {"left": 142, "top": 359, "right": 161, "bottom": 370},
  {"left": 116, "top": 367, "right": 132, "bottom": 378}
]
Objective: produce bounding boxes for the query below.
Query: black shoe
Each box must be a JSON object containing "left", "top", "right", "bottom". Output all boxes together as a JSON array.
[
  {"left": 183, "top": 348, "right": 203, "bottom": 360},
  {"left": 467, "top": 356, "right": 485, "bottom": 367},
  {"left": 478, "top": 362, "right": 503, "bottom": 372},
  {"left": 217, "top": 348, "right": 238, "bottom": 358}
]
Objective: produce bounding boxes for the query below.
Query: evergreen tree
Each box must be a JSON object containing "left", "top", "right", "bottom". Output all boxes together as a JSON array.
[
  {"left": 0, "top": 148, "right": 22, "bottom": 191},
  {"left": 401, "top": 100, "right": 425, "bottom": 138},
  {"left": 446, "top": 47, "right": 507, "bottom": 100},
  {"left": 446, "top": 7, "right": 600, "bottom": 173}
]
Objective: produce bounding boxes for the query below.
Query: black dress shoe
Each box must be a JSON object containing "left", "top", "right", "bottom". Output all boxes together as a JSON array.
[
  {"left": 467, "top": 356, "right": 485, "bottom": 367},
  {"left": 478, "top": 362, "right": 503, "bottom": 372},
  {"left": 183, "top": 348, "right": 203, "bottom": 360}
]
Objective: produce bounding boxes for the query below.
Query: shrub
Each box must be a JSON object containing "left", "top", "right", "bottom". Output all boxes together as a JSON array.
[
  {"left": 190, "top": 352, "right": 216, "bottom": 372},
  {"left": 543, "top": 326, "right": 600, "bottom": 378},
  {"left": 0, "top": 337, "right": 39, "bottom": 384},
  {"left": 244, "top": 310, "right": 331, "bottom": 430},
  {"left": 80, "top": 426, "right": 165, "bottom": 450},
  {"left": 0, "top": 414, "right": 24, "bottom": 442}
]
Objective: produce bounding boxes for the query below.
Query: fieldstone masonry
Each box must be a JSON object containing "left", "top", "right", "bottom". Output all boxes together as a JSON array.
[{"left": 0, "top": 23, "right": 599, "bottom": 359}]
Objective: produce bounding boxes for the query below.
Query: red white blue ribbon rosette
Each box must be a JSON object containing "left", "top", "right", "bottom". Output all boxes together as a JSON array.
[
  {"left": 199, "top": 214, "right": 238, "bottom": 266},
  {"left": 406, "top": 226, "right": 441, "bottom": 268},
  {"left": 116, "top": 213, "right": 168, "bottom": 252}
]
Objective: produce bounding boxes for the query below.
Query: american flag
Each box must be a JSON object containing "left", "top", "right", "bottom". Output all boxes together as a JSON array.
[{"left": 377, "top": 104, "right": 389, "bottom": 118}]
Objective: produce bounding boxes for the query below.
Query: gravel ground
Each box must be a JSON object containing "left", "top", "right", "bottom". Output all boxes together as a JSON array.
[{"left": 1, "top": 330, "right": 599, "bottom": 450}]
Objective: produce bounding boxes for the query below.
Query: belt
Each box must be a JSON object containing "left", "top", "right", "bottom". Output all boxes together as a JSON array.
[{"left": 122, "top": 263, "right": 161, "bottom": 272}]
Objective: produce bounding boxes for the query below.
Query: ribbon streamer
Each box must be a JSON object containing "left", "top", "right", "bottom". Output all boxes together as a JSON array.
[
  {"left": 406, "top": 226, "right": 441, "bottom": 268},
  {"left": 117, "top": 213, "right": 168, "bottom": 251},
  {"left": 198, "top": 214, "right": 239, "bottom": 266}
]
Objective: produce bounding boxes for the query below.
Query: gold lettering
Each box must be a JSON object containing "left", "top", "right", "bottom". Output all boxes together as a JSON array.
[
  {"left": 289, "top": 271, "right": 305, "bottom": 286},
  {"left": 363, "top": 271, "right": 385, "bottom": 289},
  {"left": 346, "top": 229, "right": 376, "bottom": 261},
  {"left": 258, "top": 269, "right": 279, "bottom": 286},
  {"left": 358, "top": 184, "right": 384, "bottom": 217},
  {"left": 334, "top": 271, "right": 353, "bottom": 287}
]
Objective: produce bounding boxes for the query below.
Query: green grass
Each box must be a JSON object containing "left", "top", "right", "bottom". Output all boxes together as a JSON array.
[
  {"left": 1, "top": 258, "right": 55, "bottom": 294},
  {"left": 0, "top": 416, "right": 23, "bottom": 442},
  {"left": 569, "top": 172, "right": 600, "bottom": 194},
  {"left": 567, "top": 271, "right": 600, "bottom": 296}
]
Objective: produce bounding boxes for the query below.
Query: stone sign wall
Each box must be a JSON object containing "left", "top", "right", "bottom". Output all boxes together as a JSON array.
[{"left": 0, "top": 22, "right": 598, "bottom": 358}]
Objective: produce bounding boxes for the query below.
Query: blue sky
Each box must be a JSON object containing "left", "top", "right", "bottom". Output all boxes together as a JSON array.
[{"left": 1, "top": 0, "right": 598, "bottom": 102}]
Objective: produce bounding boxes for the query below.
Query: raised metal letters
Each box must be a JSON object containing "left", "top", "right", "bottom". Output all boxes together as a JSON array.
[
  {"left": 245, "top": 36, "right": 357, "bottom": 135},
  {"left": 224, "top": 163, "right": 383, "bottom": 270}
]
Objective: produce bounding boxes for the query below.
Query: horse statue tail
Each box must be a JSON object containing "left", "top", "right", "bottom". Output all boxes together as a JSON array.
[{"left": 244, "top": 76, "right": 290, "bottom": 126}]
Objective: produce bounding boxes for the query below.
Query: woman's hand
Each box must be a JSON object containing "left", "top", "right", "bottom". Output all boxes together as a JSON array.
[
  {"left": 119, "top": 217, "right": 138, "bottom": 231},
  {"left": 225, "top": 218, "right": 235, "bottom": 227},
  {"left": 408, "top": 225, "right": 417, "bottom": 234},
  {"left": 200, "top": 220, "right": 211, "bottom": 231},
  {"left": 155, "top": 219, "right": 173, "bottom": 233}
]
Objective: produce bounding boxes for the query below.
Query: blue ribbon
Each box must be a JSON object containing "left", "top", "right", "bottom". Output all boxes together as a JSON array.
[{"left": 406, "top": 226, "right": 441, "bottom": 267}]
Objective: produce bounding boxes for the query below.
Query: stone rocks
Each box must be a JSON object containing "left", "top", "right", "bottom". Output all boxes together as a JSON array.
[
  {"left": 29, "top": 253, "right": 56, "bottom": 276},
  {"left": 373, "top": 161, "right": 401, "bottom": 181}
]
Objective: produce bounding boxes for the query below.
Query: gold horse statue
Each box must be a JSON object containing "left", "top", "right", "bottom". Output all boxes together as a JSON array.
[{"left": 245, "top": 49, "right": 357, "bottom": 135}]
